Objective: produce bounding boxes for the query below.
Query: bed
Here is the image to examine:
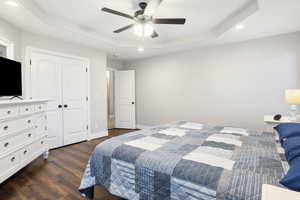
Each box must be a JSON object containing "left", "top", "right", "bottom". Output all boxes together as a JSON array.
[{"left": 79, "top": 121, "right": 289, "bottom": 200}]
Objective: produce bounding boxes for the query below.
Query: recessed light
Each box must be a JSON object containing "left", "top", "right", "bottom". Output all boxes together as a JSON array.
[
  {"left": 137, "top": 47, "right": 144, "bottom": 53},
  {"left": 235, "top": 24, "right": 245, "bottom": 30},
  {"left": 5, "top": 1, "right": 19, "bottom": 7}
]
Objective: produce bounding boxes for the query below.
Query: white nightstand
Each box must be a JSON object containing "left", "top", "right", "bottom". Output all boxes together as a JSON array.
[
  {"left": 262, "top": 184, "right": 300, "bottom": 200},
  {"left": 264, "top": 115, "right": 298, "bottom": 133}
]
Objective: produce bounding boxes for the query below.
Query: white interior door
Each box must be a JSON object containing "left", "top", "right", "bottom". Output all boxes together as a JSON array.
[
  {"left": 61, "top": 58, "right": 88, "bottom": 145},
  {"left": 30, "top": 52, "right": 63, "bottom": 149},
  {"left": 115, "top": 70, "right": 136, "bottom": 129}
]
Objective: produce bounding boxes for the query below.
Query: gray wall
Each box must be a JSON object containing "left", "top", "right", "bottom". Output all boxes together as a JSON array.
[
  {"left": 0, "top": 17, "right": 108, "bottom": 135},
  {"left": 125, "top": 32, "right": 300, "bottom": 130}
]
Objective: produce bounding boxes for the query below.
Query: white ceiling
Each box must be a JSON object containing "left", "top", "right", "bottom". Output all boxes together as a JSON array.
[{"left": 0, "top": 0, "right": 300, "bottom": 60}]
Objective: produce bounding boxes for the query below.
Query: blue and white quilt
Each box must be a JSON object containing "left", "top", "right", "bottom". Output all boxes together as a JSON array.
[{"left": 79, "top": 122, "right": 288, "bottom": 200}]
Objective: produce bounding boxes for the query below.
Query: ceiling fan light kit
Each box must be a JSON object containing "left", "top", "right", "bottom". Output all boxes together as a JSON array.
[
  {"left": 134, "top": 22, "right": 154, "bottom": 37},
  {"left": 101, "top": 0, "right": 186, "bottom": 38}
]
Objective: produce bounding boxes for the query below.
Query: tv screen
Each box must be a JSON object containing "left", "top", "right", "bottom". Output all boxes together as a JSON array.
[{"left": 0, "top": 57, "right": 22, "bottom": 97}]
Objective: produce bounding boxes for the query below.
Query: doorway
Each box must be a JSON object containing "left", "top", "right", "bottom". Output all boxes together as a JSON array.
[
  {"left": 107, "top": 70, "right": 115, "bottom": 130},
  {"left": 114, "top": 70, "right": 136, "bottom": 129},
  {"left": 106, "top": 69, "right": 136, "bottom": 130}
]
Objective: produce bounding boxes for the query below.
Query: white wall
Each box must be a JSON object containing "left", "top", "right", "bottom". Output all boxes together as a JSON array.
[
  {"left": 125, "top": 32, "right": 300, "bottom": 130},
  {"left": 0, "top": 17, "right": 108, "bottom": 136}
]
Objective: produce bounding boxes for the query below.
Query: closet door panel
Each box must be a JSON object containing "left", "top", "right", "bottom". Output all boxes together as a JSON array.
[
  {"left": 30, "top": 52, "right": 64, "bottom": 148},
  {"left": 46, "top": 111, "right": 63, "bottom": 149},
  {"left": 61, "top": 58, "right": 88, "bottom": 145},
  {"left": 31, "top": 53, "right": 62, "bottom": 110}
]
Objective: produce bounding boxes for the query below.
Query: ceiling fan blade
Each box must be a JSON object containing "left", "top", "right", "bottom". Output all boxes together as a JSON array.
[
  {"left": 153, "top": 18, "right": 186, "bottom": 25},
  {"left": 151, "top": 31, "right": 159, "bottom": 38},
  {"left": 144, "top": 0, "right": 164, "bottom": 16},
  {"left": 113, "top": 24, "right": 135, "bottom": 33},
  {"left": 101, "top": 7, "right": 134, "bottom": 20}
]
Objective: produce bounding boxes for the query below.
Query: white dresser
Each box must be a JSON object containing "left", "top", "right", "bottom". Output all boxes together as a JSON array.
[{"left": 0, "top": 99, "right": 49, "bottom": 184}]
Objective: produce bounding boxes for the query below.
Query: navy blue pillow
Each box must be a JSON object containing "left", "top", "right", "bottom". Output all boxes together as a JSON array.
[
  {"left": 282, "top": 136, "right": 300, "bottom": 163},
  {"left": 274, "top": 123, "right": 300, "bottom": 141},
  {"left": 280, "top": 156, "right": 300, "bottom": 191}
]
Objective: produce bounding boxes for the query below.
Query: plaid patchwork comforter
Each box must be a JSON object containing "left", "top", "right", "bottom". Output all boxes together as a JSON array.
[{"left": 79, "top": 122, "right": 289, "bottom": 200}]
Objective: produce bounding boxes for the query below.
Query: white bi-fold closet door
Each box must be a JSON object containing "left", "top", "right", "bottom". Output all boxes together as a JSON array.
[{"left": 29, "top": 50, "right": 89, "bottom": 149}]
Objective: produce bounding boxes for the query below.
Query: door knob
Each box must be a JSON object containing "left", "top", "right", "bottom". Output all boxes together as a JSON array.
[
  {"left": 58, "top": 105, "right": 62, "bottom": 108},
  {"left": 64, "top": 105, "right": 68, "bottom": 108}
]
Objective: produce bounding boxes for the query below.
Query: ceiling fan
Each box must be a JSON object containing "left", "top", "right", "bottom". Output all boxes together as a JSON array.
[{"left": 101, "top": 0, "right": 186, "bottom": 38}]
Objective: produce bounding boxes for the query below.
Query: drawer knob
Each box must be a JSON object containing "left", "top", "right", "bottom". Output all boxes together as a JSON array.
[
  {"left": 4, "top": 142, "right": 9, "bottom": 148},
  {"left": 11, "top": 157, "right": 15, "bottom": 162},
  {"left": 41, "top": 141, "right": 44, "bottom": 144},
  {"left": 39, "top": 106, "right": 42, "bottom": 109},
  {"left": 25, "top": 108, "right": 29, "bottom": 111},
  {"left": 28, "top": 133, "right": 32, "bottom": 137},
  {"left": 24, "top": 150, "right": 27, "bottom": 155},
  {"left": 7, "top": 110, "right": 11, "bottom": 115},
  {"left": 27, "top": 120, "right": 31, "bottom": 124},
  {"left": 3, "top": 125, "right": 8, "bottom": 131}
]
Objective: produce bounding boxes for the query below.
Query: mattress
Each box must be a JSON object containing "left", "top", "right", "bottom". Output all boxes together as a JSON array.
[{"left": 79, "top": 121, "right": 289, "bottom": 200}]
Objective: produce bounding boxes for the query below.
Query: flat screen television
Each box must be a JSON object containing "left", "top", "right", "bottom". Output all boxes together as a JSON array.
[{"left": 0, "top": 57, "right": 22, "bottom": 97}]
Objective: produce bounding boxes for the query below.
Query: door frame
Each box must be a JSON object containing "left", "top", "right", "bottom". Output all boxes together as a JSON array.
[{"left": 25, "top": 46, "right": 91, "bottom": 139}]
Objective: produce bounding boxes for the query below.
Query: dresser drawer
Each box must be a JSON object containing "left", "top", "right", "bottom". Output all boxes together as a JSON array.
[
  {"left": 21, "top": 143, "right": 36, "bottom": 163},
  {"left": 0, "top": 151, "right": 20, "bottom": 180},
  {"left": 0, "top": 105, "right": 19, "bottom": 120},
  {"left": 0, "top": 117, "right": 34, "bottom": 137},
  {"left": 0, "top": 120, "right": 21, "bottom": 137},
  {"left": 35, "top": 103, "right": 47, "bottom": 113},
  {"left": 23, "top": 130, "right": 36, "bottom": 142},
  {"left": 35, "top": 137, "right": 48, "bottom": 151},
  {"left": 20, "top": 105, "right": 35, "bottom": 116},
  {"left": 0, "top": 133, "right": 24, "bottom": 155},
  {"left": 0, "top": 129, "right": 36, "bottom": 155}
]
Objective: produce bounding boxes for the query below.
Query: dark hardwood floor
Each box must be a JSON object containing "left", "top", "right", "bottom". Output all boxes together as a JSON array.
[{"left": 0, "top": 129, "right": 137, "bottom": 200}]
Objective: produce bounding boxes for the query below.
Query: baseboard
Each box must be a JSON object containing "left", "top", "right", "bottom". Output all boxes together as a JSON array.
[
  {"left": 88, "top": 130, "right": 108, "bottom": 140},
  {"left": 136, "top": 124, "right": 152, "bottom": 130}
]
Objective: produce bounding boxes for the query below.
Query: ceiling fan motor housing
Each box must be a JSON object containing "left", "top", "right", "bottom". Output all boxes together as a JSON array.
[{"left": 139, "top": 2, "right": 147, "bottom": 10}]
